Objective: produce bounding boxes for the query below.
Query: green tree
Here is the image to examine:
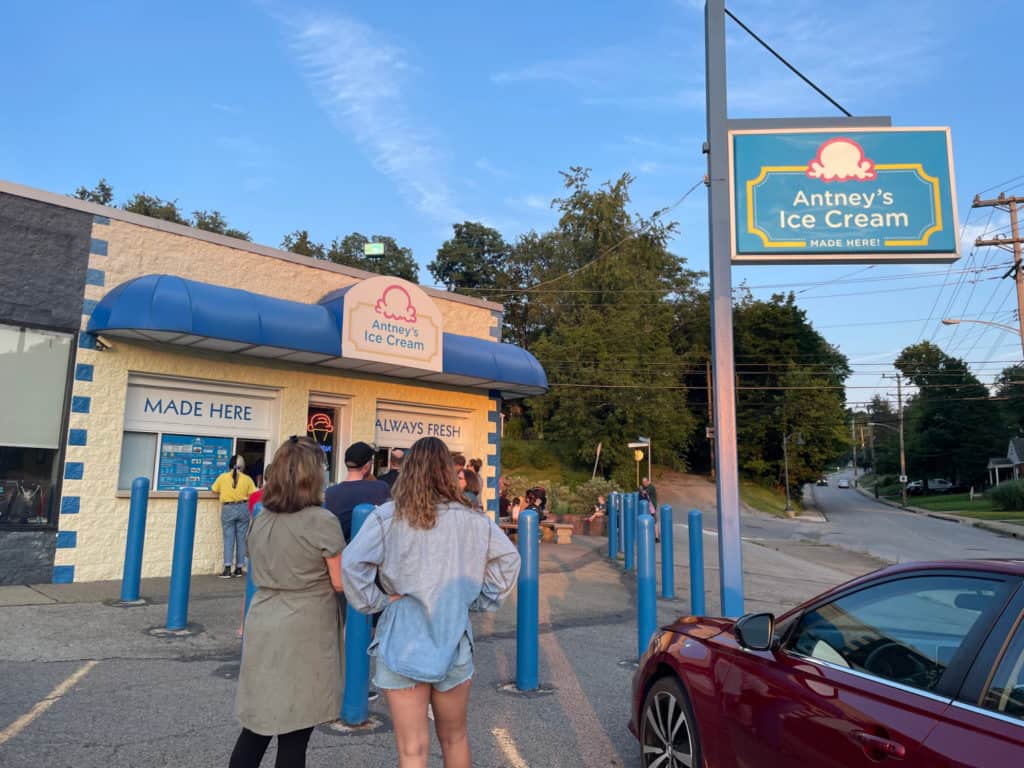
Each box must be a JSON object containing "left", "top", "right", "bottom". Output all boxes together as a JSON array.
[
  {"left": 122, "top": 193, "right": 189, "bottom": 225},
  {"left": 192, "top": 209, "right": 251, "bottom": 241},
  {"left": 281, "top": 230, "right": 327, "bottom": 260},
  {"left": 996, "top": 364, "right": 1024, "bottom": 436},
  {"left": 895, "top": 341, "right": 1005, "bottom": 485},
  {"left": 865, "top": 395, "right": 900, "bottom": 475},
  {"left": 527, "top": 169, "right": 699, "bottom": 482},
  {"left": 429, "top": 222, "right": 511, "bottom": 296},
  {"left": 327, "top": 233, "right": 418, "bottom": 282},
  {"left": 74, "top": 178, "right": 114, "bottom": 206}
]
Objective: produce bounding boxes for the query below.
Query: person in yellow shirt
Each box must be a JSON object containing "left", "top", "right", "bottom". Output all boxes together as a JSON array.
[{"left": 212, "top": 455, "right": 257, "bottom": 578}]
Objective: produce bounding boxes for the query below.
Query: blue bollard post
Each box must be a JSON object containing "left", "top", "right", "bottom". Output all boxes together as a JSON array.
[
  {"left": 616, "top": 493, "right": 624, "bottom": 554},
  {"left": 688, "top": 509, "right": 706, "bottom": 615},
  {"left": 243, "top": 502, "right": 262, "bottom": 620},
  {"left": 623, "top": 493, "right": 636, "bottom": 571},
  {"left": 660, "top": 504, "right": 675, "bottom": 599},
  {"left": 637, "top": 512, "right": 657, "bottom": 657},
  {"left": 120, "top": 477, "right": 150, "bottom": 603},
  {"left": 341, "top": 503, "right": 376, "bottom": 724},
  {"left": 165, "top": 487, "right": 198, "bottom": 631},
  {"left": 516, "top": 507, "right": 539, "bottom": 691},
  {"left": 607, "top": 492, "right": 619, "bottom": 560}
]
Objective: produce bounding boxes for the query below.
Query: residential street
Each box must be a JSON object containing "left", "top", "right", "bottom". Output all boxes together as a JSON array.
[{"left": 659, "top": 471, "right": 1023, "bottom": 566}]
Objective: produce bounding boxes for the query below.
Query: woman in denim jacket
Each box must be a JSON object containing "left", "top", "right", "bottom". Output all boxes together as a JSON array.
[{"left": 343, "top": 436, "right": 521, "bottom": 768}]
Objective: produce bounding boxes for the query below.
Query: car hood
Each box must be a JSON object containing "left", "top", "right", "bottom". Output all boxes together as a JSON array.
[{"left": 665, "top": 615, "right": 735, "bottom": 641}]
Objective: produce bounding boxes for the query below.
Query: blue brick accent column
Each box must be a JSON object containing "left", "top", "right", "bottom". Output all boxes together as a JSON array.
[{"left": 486, "top": 390, "right": 503, "bottom": 521}]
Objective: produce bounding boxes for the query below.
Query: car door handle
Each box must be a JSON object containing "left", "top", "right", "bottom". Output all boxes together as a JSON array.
[{"left": 854, "top": 731, "right": 906, "bottom": 759}]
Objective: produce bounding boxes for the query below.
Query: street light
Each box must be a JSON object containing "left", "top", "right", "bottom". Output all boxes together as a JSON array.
[
  {"left": 782, "top": 431, "right": 804, "bottom": 515},
  {"left": 942, "top": 317, "right": 1024, "bottom": 358},
  {"left": 867, "top": 421, "right": 907, "bottom": 509}
]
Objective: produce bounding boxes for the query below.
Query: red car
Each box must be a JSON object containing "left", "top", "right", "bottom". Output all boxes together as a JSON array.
[{"left": 630, "top": 560, "right": 1024, "bottom": 766}]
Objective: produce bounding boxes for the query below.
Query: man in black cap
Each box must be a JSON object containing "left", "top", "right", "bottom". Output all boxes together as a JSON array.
[{"left": 324, "top": 441, "right": 391, "bottom": 543}]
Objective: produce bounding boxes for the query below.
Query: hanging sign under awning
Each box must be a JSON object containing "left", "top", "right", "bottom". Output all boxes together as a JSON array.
[
  {"left": 729, "top": 127, "right": 959, "bottom": 264},
  {"left": 342, "top": 276, "right": 444, "bottom": 372}
]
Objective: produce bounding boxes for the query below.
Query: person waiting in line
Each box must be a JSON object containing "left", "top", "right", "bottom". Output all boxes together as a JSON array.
[
  {"left": 639, "top": 477, "right": 660, "bottom": 542},
  {"left": 237, "top": 464, "right": 272, "bottom": 638},
  {"left": 213, "top": 455, "right": 257, "bottom": 578},
  {"left": 510, "top": 497, "right": 522, "bottom": 522},
  {"left": 342, "top": 436, "right": 521, "bottom": 768},
  {"left": 526, "top": 486, "right": 547, "bottom": 521},
  {"left": 379, "top": 449, "right": 404, "bottom": 491},
  {"left": 468, "top": 458, "right": 482, "bottom": 475},
  {"left": 459, "top": 468, "right": 483, "bottom": 511},
  {"left": 324, "top": 442, "right": 391, "bottom": 543},
  {"left": 451, "top": 453, "right": 467, "bottom": 473},
  {"left": 498, "top": 476, "right": 510, "bottom": 519},
  {"left": 231, "top": 436, "right": 345, "bottom": 768}
]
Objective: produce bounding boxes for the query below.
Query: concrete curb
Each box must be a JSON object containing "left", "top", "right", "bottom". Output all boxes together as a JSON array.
[{"left": 855, "top": 485, "right": 1023, "bottom": 540}]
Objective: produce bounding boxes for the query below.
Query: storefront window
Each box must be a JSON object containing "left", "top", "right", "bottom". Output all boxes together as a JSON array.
[
  {"left": 117, "top": 377, "right": 276, "bottom": 493},
  {"left": 0, "top": 325, "right": 72, "bottom": 527}
]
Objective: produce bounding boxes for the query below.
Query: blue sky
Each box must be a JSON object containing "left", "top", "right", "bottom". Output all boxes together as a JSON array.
[{"left": 3, "top": 0, "right": 1023, "bottom": 403}]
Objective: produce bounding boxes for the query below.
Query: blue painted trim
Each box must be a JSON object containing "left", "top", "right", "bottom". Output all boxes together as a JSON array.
[
  {"left": 61, "top": 496, "right": 81, "bottom": 514},
  {"left": 72, "top": 396, "right": 91, "bottom": 413},
  {"left": 487, "top": 433, "right": 500, "bottom": 445},
  {"left": 82, "top": 299, "right": 98, "bottom": 315},
  {"left": 487, "top": 411, "right": 501, "bottom": 424},
  {"left": 57, "top": 531, "right": 78, "bottom": 548},
  {"left": 93, "top": 214, "right": 111, "bottom": 225},
  {"left": 75, "top": 363, "right": 94, "bottom": 382},
  {"left": 85, "top": 268, "right": 105, "bottom": 286},
  {"left": 487, "top": 454, "right": 500, "bottom": 467},
  {"left": 68, "top": 429, "right": 88, "bottom": 446},
  {"left": 52, "top": 565, "right": 75, "bottom": 583},
  {"left": 78, "top": 332, "right": 97, "bottom": 350},
  {"left": 486, "top": 476, "right": 499, "bottom": 488},
  {"left": 486, "top": 498, "right": 499, "bottom": 514},
  {"left": 90, "top": 238, "right": 108, "bottom": 256},
  {"left": 64, "top": 462, "right": 84, "bottom": 480},
  {"left": 489, "top": 324, "right": 501, "bottom": 339}
]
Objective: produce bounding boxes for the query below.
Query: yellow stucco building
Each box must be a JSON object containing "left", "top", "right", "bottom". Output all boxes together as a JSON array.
[{"left": 0, "top": 181, "right": 545, "bottom": 584}]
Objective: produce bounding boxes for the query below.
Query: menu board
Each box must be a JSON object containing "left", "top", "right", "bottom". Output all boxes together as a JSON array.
[{"left": 157, "top": 434, "right": 233, "bottom": 491}]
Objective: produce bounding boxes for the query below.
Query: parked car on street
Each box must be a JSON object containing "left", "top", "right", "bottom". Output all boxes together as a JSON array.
[
  {"left": 907, "top": 479, "right": 954, "bottom": 495},
  {"left": 837, "top": 478, "right": 850, "bottom": 488},
  {"left": 630, "top": 560, "right": 1024, "bottom": 767}
]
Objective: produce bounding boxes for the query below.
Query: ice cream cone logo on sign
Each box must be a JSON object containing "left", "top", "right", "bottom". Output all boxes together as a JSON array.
[
  {"left": 806, "top": 138, "right": 876, "bottom": 182},
  {"left": 375, "top": 285, "right": 418, "bottom": 323},
  {"left": 342, "top": 275, "right": 444, "bottom": 372},
  {"left": 307, "top": 412, "right": 334, "bottom": 442}
]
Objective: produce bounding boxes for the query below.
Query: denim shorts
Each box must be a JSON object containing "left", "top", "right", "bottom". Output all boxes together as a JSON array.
[{"left": 373, "top": 636, "right": 474, "bottom": 692}]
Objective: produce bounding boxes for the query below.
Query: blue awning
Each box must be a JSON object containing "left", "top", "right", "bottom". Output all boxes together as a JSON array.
[{"left": 87, "top": 275, "right": 547, "bottom": 397}]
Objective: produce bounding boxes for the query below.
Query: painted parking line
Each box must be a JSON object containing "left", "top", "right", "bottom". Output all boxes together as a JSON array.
[
  {"left": 0, "top": 660, "right": 98, "bottom": 745},
  {"left": 492, "top": 727, "right": 530, "bottom": 768}
]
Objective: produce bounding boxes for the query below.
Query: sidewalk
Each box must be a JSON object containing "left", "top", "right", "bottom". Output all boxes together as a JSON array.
[
  {"left": 855, "top": 484, "right": 1024, "bottom": 540},
  {"left": 0, "top": 526, "right": 880, "bottom": 768}
]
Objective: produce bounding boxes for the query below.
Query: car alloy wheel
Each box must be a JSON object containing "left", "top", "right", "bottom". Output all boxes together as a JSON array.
[{"left": 640, "top": 676, "right": 700, "bottom": 768}]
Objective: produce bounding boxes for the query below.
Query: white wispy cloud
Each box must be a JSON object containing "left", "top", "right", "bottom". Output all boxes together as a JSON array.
[
  {"left": 285, "top": 13, "right": 465, "bottom": 222},
  {"left": 506, "top": 194, "right": 551, "bottom": 211},
  {"left": 475, "top": 158, "right": 509, "bottom": 178}
]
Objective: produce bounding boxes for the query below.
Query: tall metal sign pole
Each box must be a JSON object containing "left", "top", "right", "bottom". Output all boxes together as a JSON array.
[{"left": 704, "top": 0, "right": 744, "bottom": 617}]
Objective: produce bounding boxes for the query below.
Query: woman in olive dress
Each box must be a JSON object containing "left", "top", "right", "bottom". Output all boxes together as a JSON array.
[{"left": 231, "top": 436, "right": 345, "bottom": 768}]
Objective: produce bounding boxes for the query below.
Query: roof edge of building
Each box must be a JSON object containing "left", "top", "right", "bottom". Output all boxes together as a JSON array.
[{"left": 0, "top": 179, "right": 504, "bottom": 313}]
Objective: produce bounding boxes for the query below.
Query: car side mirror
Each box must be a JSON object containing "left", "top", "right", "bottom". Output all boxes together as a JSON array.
[{"left": 735, "top": 612, "right": 775, "bottom": 651}]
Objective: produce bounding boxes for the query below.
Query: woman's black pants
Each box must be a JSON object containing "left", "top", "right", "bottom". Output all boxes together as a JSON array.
[{"left": 229, "top": 726, "right": 314, "bottom": 768}]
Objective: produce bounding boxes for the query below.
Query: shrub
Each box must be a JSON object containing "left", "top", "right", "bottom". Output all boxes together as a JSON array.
[
  {"left": 568, "top": 478, "right": 622, "bottom": 514},
  {"left": 990, "top": 480, "right": 1024, "bottom": 511}
]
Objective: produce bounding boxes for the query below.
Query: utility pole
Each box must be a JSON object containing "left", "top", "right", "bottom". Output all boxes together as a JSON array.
[
  {"left": 851, "top": 417, "right": 857, "bottom": 486},
  {"left": 883, "top": 373, "right": 908, "bottom": 507},
  {"left": 973, "top": 193, "right": 1024, "bottom": 359}
]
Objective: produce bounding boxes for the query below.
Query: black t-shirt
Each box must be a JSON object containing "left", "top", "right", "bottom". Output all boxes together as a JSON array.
[
  {"left": 324, "top": 479, "right": 391, "bottom": 542},
  {"left": 378, "top": 469, "right": 399, "bottom": 490}
]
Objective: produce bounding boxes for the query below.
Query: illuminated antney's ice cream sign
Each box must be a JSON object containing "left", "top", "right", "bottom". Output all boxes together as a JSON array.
[
  {"left": 729, "top": 127, "right": 959, "bottom": 264},
  {"left": 341, "top": 276, "right": 444, "bottom": 372}
]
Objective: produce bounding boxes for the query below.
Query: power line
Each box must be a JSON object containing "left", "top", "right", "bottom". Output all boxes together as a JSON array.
[{"left": 723, "top": 8, "right": 851, "bottom": 116}]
